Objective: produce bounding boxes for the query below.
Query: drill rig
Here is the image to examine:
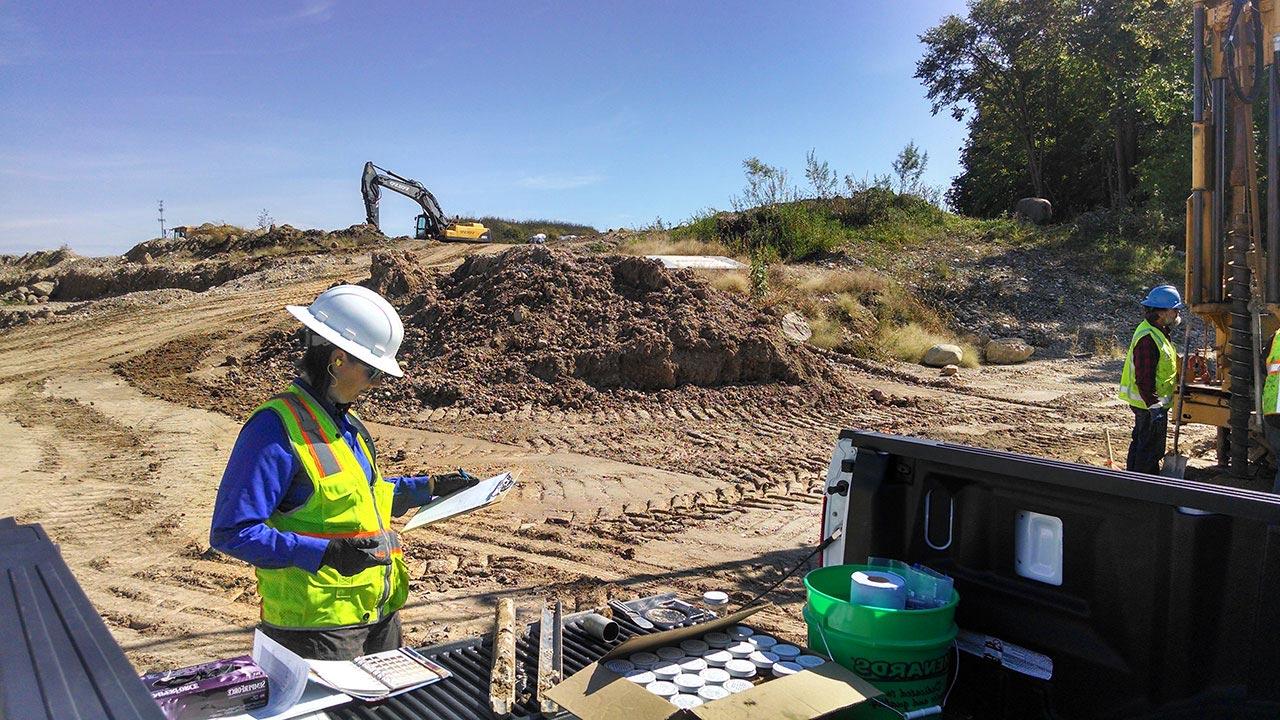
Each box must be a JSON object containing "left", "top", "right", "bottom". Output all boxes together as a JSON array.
[
  {"left": 361, "top": 162, "right": 490, "bottom": 242},
  {"left": 1184, "top": 0, "right": 1280, "bottom": 477}
]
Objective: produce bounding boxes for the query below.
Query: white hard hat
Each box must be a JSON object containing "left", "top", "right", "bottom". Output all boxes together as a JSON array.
[{"left": 286, "top": 285, "right": 405, "bottom": 378}]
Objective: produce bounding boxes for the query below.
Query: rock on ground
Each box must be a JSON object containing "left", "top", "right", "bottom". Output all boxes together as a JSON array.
[
  {"left": 923, "top": 344, "right": 963, "bottom": 367},
  {"left": 985, "top": 337, "right": 1035, "bottom": 364}
]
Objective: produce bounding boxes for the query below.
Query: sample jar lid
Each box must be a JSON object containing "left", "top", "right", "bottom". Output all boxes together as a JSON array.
[
  {"left": 646, "top": 680, "right": 678, "bottom": 697},
  {"left": 671, "top": 693, "right": 704, "bottom": 709},
  {"left": 727, "top": 625, "right": 754, "bottom": 640},
  {"left": 748, "top": 651, "right": 779, "bottom": 669},
  {"left": 703, "top": 590, "right": 729, "bottom": 605},
  {"left": 772, "top": 661, "right": 803, "bottom": 678},
  {"left": 680, "top": 639, "right": 710, "bottom": 655},
  {"left": 698, "top": 685, "right": 730, "bottom": 701},
  {"left": 629, "top": 651, "right": 660, "bottom": 667},
  {"left": 724, "top": 659, "right": 757, "bottom": 678},
  {"left": 703, "top": 650, "right": 733, "bottom": 667},
  {"left": 652, "top": 662, "right": 681, "bottom": 680},
  {"left": 726, "top": 642, "right": 755, "bottom": 658},
  {"left": 795, "top": 655, "right": 827, "bottom": 668},
  {"left": 699, "top": 667, "right": 731, "bottom": 684},
  {"left": 604, "top": 659, "right": 635, "bottom": 674},
  {"left": 623, "top": 669, "right": 656, "bottom": 684},
  {"left": 723, "top": 678, "right": 755, "bottom": 693},
  {"left": 748, "top": 634, "right": 777, "bottom": 649},
  {"left": 771, "top": 644, "right": 801, "bottom": 659},
  {"left": 674, "top": 673, "right": 705, "bottom": 692},
  {"left": 656, "top": 646, "right": 684, "bottom": 661},
  {"left": 679, "top": 657, "right": 707, "bottom": 672},
  {"left": 702, "top": 631, "right": 732, "bottom": 648}
]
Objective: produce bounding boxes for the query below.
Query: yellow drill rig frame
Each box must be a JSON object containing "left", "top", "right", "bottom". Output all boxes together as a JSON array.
[{"left": 1185, "top": 0, "right": 1280, "bottom": 476}]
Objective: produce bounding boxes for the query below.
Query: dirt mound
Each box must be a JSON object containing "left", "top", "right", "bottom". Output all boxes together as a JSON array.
[
  {"left": 356, "top": 246, "right": 827, "bottom": 412},
  {"left": 123, "top": 223, "right": 386, "bottom": 263}
]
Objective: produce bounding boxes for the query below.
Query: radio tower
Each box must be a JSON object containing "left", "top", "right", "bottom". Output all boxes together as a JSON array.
[{"left": 157, "top": 200, "right": 166, "bottom": 238}]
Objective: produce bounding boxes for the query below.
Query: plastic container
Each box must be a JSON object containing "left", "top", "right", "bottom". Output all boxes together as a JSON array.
[
  {"left": 748, "top": 634, "right": 777, "bottom": 649},
  {"left": 804, "top": 564, "right": 959, "bottom": 713},
  {"left": 723, "top": 678, "right": 754, "bottom": 693}
]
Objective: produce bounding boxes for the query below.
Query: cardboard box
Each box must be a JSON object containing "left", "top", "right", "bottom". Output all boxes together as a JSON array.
[{"left": 546, "top": 605, "right": 880, "bottom": 719}]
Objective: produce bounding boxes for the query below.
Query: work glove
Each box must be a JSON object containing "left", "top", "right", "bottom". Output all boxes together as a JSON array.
[
  {"left": 321, "top": 537, "right": 391, "bottom": 576},
  {"left": 1148, "top": 403, "right": 1168, "bottom": 425},
  {"left": 431, "top": 469, "right": 479, "bottom": 497}
]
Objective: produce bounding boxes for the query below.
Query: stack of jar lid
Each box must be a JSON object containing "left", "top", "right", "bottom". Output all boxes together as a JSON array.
[{"left": 616, "top": 624, "right": 829, "bottom": 708}]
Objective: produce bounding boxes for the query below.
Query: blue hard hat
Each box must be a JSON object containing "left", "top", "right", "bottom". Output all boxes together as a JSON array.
[{"left": 1140, "top": 284, "right": 1184, "bottom": 309}]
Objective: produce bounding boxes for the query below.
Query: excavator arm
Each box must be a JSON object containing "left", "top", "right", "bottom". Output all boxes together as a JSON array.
[{"left": 362, "top": 162, "right": 449, "bottom": 238}]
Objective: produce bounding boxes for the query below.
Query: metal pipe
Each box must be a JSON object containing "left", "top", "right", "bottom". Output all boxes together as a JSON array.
[
  {"left": 1194, "top": 3, "right": 1206, "bottom": 123},
  {"left": 1269, "top": 41, "right": 1280, "bottom": 303},
  {"left": 1213, "top": 77, "right": 1228, "bottom": 301}
]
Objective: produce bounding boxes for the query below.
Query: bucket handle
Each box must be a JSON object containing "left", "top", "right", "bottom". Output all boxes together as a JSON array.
[{"left": 924, "top": 490, "right": 954, "bottom": 551}]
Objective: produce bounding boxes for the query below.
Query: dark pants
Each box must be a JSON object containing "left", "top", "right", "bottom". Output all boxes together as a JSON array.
[
  {"left": 1264, "top": 424, "right": 1280, "bottom": 494},
  {"left": 260, "top": 611, "right": 402, "bottom": 660},
  {"left": 1126, "top": 407, "right": 1167, "bottom": 475}
]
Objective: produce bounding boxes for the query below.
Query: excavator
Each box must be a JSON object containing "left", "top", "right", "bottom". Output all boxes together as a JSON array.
[
  {"left": 1180, "top": 0, "right": 1280, "bottom": 479},
  {"left": 361, "top": 162, "right": 490, "bottom": 242}
]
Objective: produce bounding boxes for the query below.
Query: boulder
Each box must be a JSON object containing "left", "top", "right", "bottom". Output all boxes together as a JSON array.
[
  {"left": 30, "top": 280, "right": 55, "bottom": 297},
  {"left": 940, "top": 364, "right": 959, "bottom": 377},
  {"left": 986, "top": 337, "right": 1035, "bottom": 364},
  {"left": 1015, "top": 197, "right": 1053, "bottom": 224},
  {"left": 923, "top": 344, "right": 963, "bottom": 367}
]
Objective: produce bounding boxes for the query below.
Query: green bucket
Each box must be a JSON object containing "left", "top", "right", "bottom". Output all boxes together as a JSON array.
[{"left": 803, "top": 564, "right": 958, "bottom": 714}]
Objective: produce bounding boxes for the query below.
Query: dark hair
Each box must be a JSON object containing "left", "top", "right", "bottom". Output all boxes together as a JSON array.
[
  {"left": 297, "top": 331, "right": 338, "bottom": 399},
  {"left": 1143, "top": 307, "right": 1166, "bottom": 324}
]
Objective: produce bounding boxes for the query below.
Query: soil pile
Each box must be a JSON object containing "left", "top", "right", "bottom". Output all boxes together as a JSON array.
[
  {"left": 360, "top": 246, "right": 827, "bottom": 412},
  {"left": 124, "top": 223, "right": 386, "bottom": 263}
]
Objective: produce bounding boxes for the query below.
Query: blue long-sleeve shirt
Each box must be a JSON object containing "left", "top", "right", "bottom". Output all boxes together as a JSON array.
[{"left": 210, "top": 380, "right": 435, "bottom": 573}]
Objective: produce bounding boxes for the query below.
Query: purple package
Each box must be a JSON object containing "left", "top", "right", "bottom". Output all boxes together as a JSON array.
[{"left": 141, "top": 655, "right": 269, "bottom": 720}]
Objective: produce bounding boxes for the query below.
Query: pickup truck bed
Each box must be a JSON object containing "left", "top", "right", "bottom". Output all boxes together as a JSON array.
[{"left": 820, "top": 430, "right": 1280, "bottom": 719}]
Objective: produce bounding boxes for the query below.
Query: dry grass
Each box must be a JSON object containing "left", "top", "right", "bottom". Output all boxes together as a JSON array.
[
  {"left": 701, "top": 270, "right": 750, "bottom": 295},
  {"left": 880, "top": 323, "right": 979, "bottom": 368},
  {"left": 618, "top": 232, "right": 738, "bottom": 259},
  {"left": 795, "top": 268, "right": 889, "bottom": 295}
]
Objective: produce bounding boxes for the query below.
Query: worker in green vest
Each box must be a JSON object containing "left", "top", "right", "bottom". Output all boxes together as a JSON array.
[
  {"left": 1262, "top": 328, "right": 1280, "bottom": 492},
  {"left": 1118, "top": 284, "right": 1182, "bottom": 474},
  {"left": 210, "top": 285, "right": 477, "bottom": 659}
]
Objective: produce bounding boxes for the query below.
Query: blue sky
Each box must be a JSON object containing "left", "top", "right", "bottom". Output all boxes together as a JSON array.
[{"left": 0, "top": 1, "right": 970, "bottom": 255}]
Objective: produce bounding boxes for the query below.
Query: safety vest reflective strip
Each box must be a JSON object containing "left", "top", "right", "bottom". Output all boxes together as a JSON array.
[{"left": 275, "top": 391, "right": 343, "bottom": 476}]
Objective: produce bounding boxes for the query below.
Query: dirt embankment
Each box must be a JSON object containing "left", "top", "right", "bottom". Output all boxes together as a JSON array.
[
  {"left": 366, "top": 245, "right": 829, "bottom": 412},
  {"left": 123, "top": 223, "right": 387, "bottom": 263}
]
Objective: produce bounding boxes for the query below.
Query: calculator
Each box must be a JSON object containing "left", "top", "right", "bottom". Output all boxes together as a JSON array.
[{"left": 354, "top": 647, "right": 448, "bottom": 691}]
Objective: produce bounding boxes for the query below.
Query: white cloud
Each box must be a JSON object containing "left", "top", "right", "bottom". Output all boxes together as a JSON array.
[
  {"left": 256, "top": 0, "right": 337, "bottom": 28},
  {"left": 517, "top": 173, "right": 604, "bottom": 190}
]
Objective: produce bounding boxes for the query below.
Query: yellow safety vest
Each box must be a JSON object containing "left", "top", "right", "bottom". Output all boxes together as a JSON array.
[
  {"left": 1264, "top": 330, "right": 1280, "bottom": 416},
  {"left": 253, "top": 384, "right": 408, "bottom": 630},
  {"left": 1118, "top": 320, "right": 1177, "bottom": 410}
]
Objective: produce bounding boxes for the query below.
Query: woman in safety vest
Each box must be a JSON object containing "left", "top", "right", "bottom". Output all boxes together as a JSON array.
[
  {"left": 1117, "top": 284, "right": 1182, "bottom": 475},
  {"left": 210, "top": 285, "right": 477, "bottom": 660}
]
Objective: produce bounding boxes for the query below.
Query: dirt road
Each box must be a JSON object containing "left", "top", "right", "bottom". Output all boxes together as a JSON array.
[{"left": 0, "top": 242, "right": 1187, "bottom": 673}]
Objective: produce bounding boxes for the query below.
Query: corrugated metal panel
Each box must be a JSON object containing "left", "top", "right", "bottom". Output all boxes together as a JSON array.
[{"left": 0, "top": 520, "right": 165, "bottom": 720}]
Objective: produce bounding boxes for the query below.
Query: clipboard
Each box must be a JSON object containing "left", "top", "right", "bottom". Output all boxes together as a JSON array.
[{"left": 403, "top": 472, "right": 516, "bottom": 531}]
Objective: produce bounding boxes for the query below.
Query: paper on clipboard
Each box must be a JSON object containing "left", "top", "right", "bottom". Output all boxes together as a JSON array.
[{"left": 403, "top": 472, "right": 515, "bottom": 532}]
